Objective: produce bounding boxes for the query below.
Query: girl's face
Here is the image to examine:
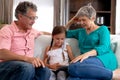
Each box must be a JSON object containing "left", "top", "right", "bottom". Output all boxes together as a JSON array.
[
  {"left": 53, "top": 33, "right": 65, "bottom": 47},
  {"left": 77, "top": 16, "right": 94, "bottom": 29}
]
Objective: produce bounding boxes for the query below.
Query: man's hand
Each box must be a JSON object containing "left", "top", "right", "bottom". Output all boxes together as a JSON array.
[{"left": 26, "top": 57, "right": 45, "bottom": 68}]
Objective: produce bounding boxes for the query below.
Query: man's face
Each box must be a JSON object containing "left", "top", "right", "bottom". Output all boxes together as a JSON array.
[{"left": 19, "top": 8, "right": 38, "bottom": 30}]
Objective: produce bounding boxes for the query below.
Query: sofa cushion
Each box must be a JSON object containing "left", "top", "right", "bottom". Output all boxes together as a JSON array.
[
  {"left": 114, "top": 41, "right": 120, "bottom": 68},
  {"left": 34, "top": 35, "right": 80, "bottom": 59},
  {"left": 110, "top": 35, "right": 120, "bottom": 68},
  {"left": 34, "top": 35, "right": 120, "bottom": 68},
  {"left": 65, "top": 38, "right": 81, "bottom": 57},
  {"left": 34, "top": 35, "right": 51, "bottom": 59},
  {"left": 111, "top": 42, "right": 117, "bottom": 53}
]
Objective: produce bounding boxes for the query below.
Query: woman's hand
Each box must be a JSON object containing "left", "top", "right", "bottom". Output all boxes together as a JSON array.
[
  {"left": 65, "top": 16, "right": 78, "bottom": 29},
  {"left": 70, "top": 53, "right": 89, "bottom": 63},
  {"left": 70, "top": 50, "right": 97, "bottom": 63}
]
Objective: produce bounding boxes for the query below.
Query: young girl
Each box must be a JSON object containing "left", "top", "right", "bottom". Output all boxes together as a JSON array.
[{"left": 43, "top": 26, "right": 74, "bottom": 80}]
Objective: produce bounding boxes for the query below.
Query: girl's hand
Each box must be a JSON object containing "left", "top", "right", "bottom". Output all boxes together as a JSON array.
[{"left": 49, "top": 63, "right": 60, "bottom": 70}]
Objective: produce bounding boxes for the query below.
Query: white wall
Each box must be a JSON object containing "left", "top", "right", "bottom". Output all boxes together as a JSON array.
[
  {"left": 13, "top": 0, "right": 54, "bottom": 32},
  {"left": 116, "top": 0, "right": 120, "bottom": 34}
]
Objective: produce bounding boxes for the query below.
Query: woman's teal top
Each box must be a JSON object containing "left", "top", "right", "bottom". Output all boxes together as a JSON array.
[{"left": 66, "top": 25, "right": 117, "bottom": 70}]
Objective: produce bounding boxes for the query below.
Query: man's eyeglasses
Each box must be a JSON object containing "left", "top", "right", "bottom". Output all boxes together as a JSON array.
[{"left": 23, "top": 14, "right": 38, "bottom": 20}]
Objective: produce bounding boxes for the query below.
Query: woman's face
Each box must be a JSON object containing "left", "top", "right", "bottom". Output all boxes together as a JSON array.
[
  {"left": 77, "top": 16, "right": 94, "bottom": 29},
  {"left": 53, "top": 33, "right": 65, "bottom": 47}
]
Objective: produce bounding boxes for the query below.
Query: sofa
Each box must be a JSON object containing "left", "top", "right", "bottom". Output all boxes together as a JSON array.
[
  {"left": 34, "top": 35, "right": 120, "bottom": 68},
  {"left": 0, "top": 24, "right": 7, "bottom": 29}
]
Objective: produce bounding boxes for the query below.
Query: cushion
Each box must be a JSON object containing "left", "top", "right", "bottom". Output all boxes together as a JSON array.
[
  {"left": 34, "top": 35, "right": 120, "bottom": 68},
  {"left": 111, "top": 42, "right": 117, "bottom": 53},
  {"left": 34, "top": 35, "right": 51, "bottom": 59},
  {"left": 65, "top": 38, "right": 80, "bottom": 57},
  {"left": 110, "top": 35, "right": 120, "bottom": 68},
  {"left": 34, "top": 35, "right": 80, "bottom": 59},
  {"left": 115, "top": 41, "right": 120, "bottom": 68}
]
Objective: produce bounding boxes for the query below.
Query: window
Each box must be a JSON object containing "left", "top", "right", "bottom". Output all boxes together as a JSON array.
[{"left": 13, "top": 0, "right": 54, "bottom": 32}]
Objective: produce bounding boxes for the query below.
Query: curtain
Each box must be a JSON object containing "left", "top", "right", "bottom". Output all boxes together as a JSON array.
[
  {"left": 53, "top": 0, "right": 69, "bottom": 26},
  {"left": 54, "top": 0, "right": 60, "bottom": 26},
  {"left": 0, "top": 0, "right": 13, "bottom": 24}
]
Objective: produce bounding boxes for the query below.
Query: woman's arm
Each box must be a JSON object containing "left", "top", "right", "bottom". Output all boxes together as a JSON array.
[
  {"left": 94, "top": 26, "right": 111, "bottom": 55},
  {"left": 65, "top": 16, "right": 78, "bottom": 29},
  {"left": 70, "top": 49, "right": 97, "bottom": 63}
]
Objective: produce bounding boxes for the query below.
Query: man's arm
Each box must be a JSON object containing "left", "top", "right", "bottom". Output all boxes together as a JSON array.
[
  {"left": 0, "top": 49, "right": 26, "bottom": 61},
  {"left": 41, "top": 31, "right": 51, "bottom": 35},
  {"left": 0, "top": 49, "right": 45, "bottom": 68}
]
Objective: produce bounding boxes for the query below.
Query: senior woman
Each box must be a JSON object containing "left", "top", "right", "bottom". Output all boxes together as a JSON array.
[{"left": 65, "top": 3, "right": 120, "bottom": 80}]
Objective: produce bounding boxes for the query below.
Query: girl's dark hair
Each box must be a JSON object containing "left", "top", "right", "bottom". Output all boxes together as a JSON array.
[{"left": 49, "top": 26, "right": 66, "bottom": 50}]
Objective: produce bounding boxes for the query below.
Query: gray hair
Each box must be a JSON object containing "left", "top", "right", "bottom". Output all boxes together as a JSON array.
[
  {"left": 15, "top": 1, "right": 37, "bottom": 19},
  {"left": 75, "top": 3, "right": 96, "bottom": 19}
]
